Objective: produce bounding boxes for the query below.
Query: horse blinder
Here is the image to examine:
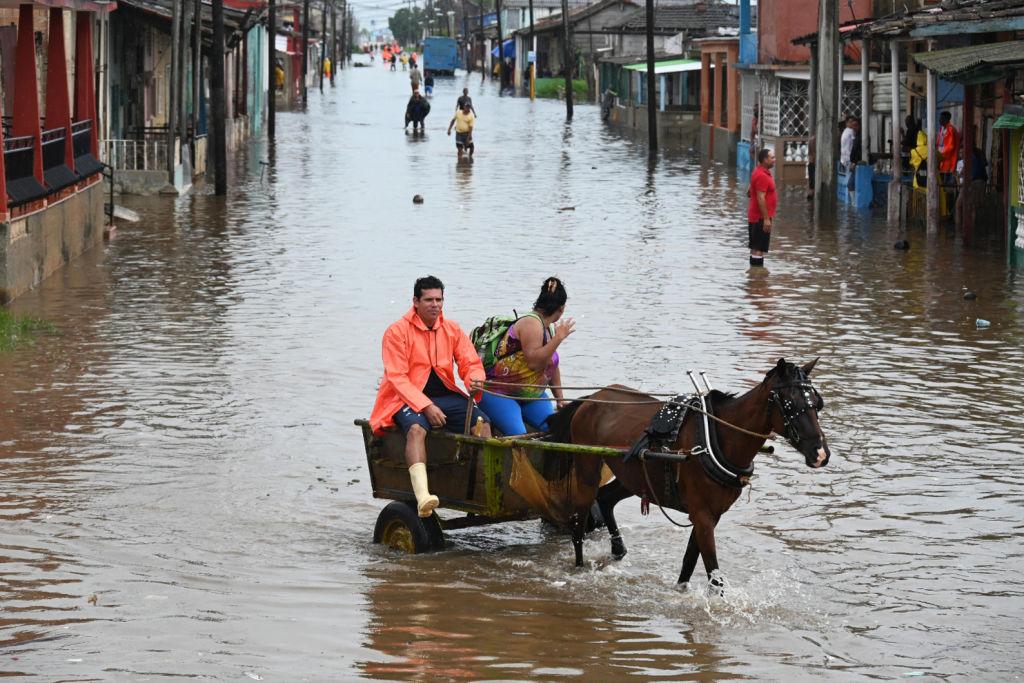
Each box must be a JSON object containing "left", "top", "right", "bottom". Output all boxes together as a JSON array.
[{"left": 769, "top": 381, "right": 823, "bottom": 446}]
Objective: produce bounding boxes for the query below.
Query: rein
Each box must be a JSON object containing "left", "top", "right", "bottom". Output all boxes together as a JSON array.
[{"left": 477, "top": 381, "right": 774, "bottom": 441}]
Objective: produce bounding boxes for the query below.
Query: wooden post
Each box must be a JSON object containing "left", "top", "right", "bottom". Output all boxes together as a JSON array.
[
  {"left": 168, "top": 0, "right": 180, "bottom": 180},
  {"left": 302, "top": 0, "right": 310, "bottom": 107},
  {"left": 813, "top": 0, "right": 838, "bottom": 217},
  {"left": 925, "top": 67, "right": 937, "bottom": 234},
  {"left": 961, "top": 83, "right": 975, "bottom": 241},
  {"left": 561, "top": 0, "right": 573, "bottom": 119},
  {"left": 268, "top": 0, "right": 276, "bottom": 138},
  {"left": 529, "top": 0, "right": 535, "bottom": 99},
  {"left": 211, "top": 0, "right": 228, "bottom": 195},
  {"left": 860, "top": 38, "right": 869, "bottom": 163},
  {"left": 888, "top": 39, "right": 901, "bottom": 225},
  {"left": 644, "top": 0, "right": 656, "bottom": 155}
]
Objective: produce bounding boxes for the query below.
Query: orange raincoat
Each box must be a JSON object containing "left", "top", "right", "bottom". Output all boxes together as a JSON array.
[
  {"left": 937, "top": 122, "right": 959, "bottom": 174},
  {"left": 369, "top": 308, "right": 485, "bottom": 434}
]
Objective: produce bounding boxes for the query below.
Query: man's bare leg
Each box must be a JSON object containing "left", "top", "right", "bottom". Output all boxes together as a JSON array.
[{"left": 405, "top": 425, "right": 438, "bottom": 516}]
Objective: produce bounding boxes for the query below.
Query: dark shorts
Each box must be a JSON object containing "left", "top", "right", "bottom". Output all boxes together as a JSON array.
[
  {"left": 392, "top": 392, "right": 490, "bottom": 435},
  {"left": 455, "top": 132, "right": 473, "bottom": 148},
  {"left": 748, "top": 220, "right": 771, "bottom": 252}
]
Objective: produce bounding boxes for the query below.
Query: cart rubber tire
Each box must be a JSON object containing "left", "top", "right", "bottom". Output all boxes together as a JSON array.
[{"left": 373, "top": 501, "right": 444, "bottom": 554}]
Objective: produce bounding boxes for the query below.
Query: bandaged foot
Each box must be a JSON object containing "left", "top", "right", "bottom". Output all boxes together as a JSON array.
[{"left": 408, "top": 462, "right": 439, "bottom": 517}]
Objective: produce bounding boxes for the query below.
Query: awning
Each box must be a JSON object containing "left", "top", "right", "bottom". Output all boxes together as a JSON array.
[
  {"left": 993, "top": 114, "right": 1024, "bottom": 130},
  {"left": 913, "top": 40, "right": 1024, "bottom": 84},
  {"left": 623, "top": 58, "right": 701, "bottom": 74},
  {"left": 491, "top": 39, "right": 514, "bottom": 59}
]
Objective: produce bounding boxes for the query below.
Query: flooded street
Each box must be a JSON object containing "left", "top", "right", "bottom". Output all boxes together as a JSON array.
[{"left": 3, "top": 59, "right": 1024, "bottom": 680}]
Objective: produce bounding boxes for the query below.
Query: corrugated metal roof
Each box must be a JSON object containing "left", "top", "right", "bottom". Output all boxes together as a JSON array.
[
  {"left": 623, "top": 58, "right": 702, "bottom": 73},
  {"left": 851, "top": 0, "right": 1024, "bottom": 39},
  {"left": 993, "top": 114, "right": 1024, "bottom": 129},
  {"left": 610, "top": 4, "right": 743, "bottom": 34},
  {"left": 912, "top": 40, "right": 1024, "bottom": 79}
]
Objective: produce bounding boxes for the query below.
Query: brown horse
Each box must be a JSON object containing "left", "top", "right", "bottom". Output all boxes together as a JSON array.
[{"left": 546, "top": 358, "right": 830, "bottom": 590}]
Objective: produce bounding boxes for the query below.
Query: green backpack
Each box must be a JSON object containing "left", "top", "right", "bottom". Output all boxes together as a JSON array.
[{"left": 471, "top": 311, "right": 543, "bottom": 369}]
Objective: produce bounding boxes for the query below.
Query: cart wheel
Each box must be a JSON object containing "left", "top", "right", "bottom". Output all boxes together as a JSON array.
[{"left": 373, "top": 501, "right": 445, "bottom": 554}]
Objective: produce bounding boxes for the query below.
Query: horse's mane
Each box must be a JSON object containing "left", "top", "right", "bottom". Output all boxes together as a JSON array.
[
  {"left": 706, "top": 389, "right": 737, "bottom": 406},
  {"left": 544, "top": 400, "right": 584, "bottom": 441}
]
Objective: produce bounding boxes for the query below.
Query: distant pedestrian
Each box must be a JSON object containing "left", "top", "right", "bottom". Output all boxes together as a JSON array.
[
  {"left": 937, "top": 110, "right": 959, "bottom": 185},
  {"left": 390, "top": 53, "right": 397, "bottom": 71},
  {"left": 409, "top": 64, "right": 422, "bottom": 92},
  {"left": 456, "top": 88, "right": 477, "bottom": 116},
  {"left": 424, "top": 71, "right": 435, "bottom": 96},
  {"left": 840, "top": 116, "right": 860, "bottom": 193},
  {"left": 447, "top": 101, "right": 476, "bottom": 159},
  {"left": 747, "top": 148, "right": 776, "bottom": 268},
  {"left": 405, "top": 89, "right": 431, "bottom": 131}
]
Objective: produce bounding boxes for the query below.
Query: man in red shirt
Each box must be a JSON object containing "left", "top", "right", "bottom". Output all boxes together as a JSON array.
[{"left": 747, "top": 148, "right": 777, "bottom": 267}]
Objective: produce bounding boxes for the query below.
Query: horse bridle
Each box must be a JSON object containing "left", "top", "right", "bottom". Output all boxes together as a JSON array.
[{"left": 768, "top": 372, "right": 824, "bottom": 445}]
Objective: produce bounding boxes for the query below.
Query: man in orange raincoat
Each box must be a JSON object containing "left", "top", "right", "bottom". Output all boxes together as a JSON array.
[
  {"left": 369, "top": 276, "right": 492, "bottom": 517},
  {"left": 937, "top": 111, "right": 959, "bottom": 182}
]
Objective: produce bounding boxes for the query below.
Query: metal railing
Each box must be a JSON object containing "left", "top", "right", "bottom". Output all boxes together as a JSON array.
[{"left": 101, "top": 138, "right": 168, "bottom": 172}]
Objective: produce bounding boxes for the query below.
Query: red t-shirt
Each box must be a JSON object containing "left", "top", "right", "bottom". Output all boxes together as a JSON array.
[{"left": 747, "top": 166, "right": 777, "bottom": 222}]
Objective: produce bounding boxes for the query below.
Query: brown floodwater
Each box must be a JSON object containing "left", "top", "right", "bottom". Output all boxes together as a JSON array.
[{"left": 2, "top": 58, "right": 1023, "bottom": 681}]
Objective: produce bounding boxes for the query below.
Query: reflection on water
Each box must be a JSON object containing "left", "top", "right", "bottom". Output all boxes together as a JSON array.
[{"left": 0, "top": 58, "right": 1022, "bottom": 679}]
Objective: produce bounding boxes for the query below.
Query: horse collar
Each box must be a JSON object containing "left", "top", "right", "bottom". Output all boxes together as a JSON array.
[{"left": 689, "top": 394, "right": 754, "bottom": 489}]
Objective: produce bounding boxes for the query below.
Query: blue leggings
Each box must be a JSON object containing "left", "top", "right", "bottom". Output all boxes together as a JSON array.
[{"left": 479, "top": 391, "right": 556, "bottom": 436}]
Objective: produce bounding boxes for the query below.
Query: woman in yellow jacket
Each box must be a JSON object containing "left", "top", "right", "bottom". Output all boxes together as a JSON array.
[{"left": 910, "top": 130, "right": 928, "bottom": 190}]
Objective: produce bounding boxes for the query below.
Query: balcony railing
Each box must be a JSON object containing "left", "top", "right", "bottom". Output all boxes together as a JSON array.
[{"left": 101, "top": 138, "right": 168, "bottom": 172}]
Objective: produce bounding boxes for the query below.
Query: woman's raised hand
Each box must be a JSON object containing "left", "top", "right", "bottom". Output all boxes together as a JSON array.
[{"left": 553, "top": 317, "right": 576, "bottom": 342}]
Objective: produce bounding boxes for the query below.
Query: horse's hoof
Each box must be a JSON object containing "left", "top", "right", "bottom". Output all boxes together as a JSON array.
[
  {"left": 611, "top": 539, "right": 627, "bottom": 560},
  {"left": 708, "top": 570, "right": 725, "bottom": 597}
]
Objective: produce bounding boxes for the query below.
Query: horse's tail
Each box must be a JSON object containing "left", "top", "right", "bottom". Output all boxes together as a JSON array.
[{"left": 544, "top": 399, "right": 586, "bottom": 443}]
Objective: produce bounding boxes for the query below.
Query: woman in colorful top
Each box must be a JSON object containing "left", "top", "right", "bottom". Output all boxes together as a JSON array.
[{"left": 479, "top": 277, "right": 575, "bottom": 435}]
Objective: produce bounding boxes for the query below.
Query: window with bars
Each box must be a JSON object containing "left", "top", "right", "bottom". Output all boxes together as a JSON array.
[{"left": 780, "top": 78, "right": 809, "bottom": 136}]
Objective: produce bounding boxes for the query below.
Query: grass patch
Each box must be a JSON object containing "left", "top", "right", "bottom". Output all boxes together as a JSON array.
[
  {"left": 0, "top": 308, "right": 55, "bottom": 351},
  {"left": 534, "top": 78, "right": 588, "bottom": 100}
]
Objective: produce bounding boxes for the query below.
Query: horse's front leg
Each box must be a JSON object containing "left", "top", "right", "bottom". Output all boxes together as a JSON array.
[
  {"left": 684, "top": 518, "right": 724, "bottom": 593},
  {"left": 690, "top": 516, "right": 724, "bottom": 595},
  {"left": 676, "top": 529, "right": 700, "bottom": 587},
  {"left": 596, "top": 478, "right": 632, "bottom": 559},
  {"left": 569, "top": 510, "right": 589, "bottom": 567}
]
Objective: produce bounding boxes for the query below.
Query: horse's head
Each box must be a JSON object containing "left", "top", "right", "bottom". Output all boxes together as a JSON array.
[{"left": 765, "top": 358, "right": 830, "bottom": 468}]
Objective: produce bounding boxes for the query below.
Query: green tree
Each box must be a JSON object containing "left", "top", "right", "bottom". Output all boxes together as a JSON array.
[{"left": 388, "top": 7, "right": 426, "bottom": 46}]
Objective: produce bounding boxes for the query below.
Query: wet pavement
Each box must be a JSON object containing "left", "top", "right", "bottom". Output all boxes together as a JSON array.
[{"left": 2, "top": 57, "right": 1024, "bottom": 680}]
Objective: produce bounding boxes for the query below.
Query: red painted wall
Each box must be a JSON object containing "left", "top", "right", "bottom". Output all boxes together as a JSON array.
[{"left": 758, "top": 0, "right": 873, "bottom": 64}]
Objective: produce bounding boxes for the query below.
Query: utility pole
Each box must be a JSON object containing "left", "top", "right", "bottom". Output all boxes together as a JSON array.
[
  {"left": 528, "top": 0, "right": 534, "bottom": 99},
  {"left": 341, "top": 1, "right": 348, "bottom": 65},
  {"left": 813, "top": 0, "right": 838, "bottom": 217},
  {"left": 330, "top": 0, "right": 337, "bottom": 82},
  {"left": 495, "top": 0, "right": 503, "bottom": 91},
  {"left": 168, "top": 0, "right": 180, "bottom": 182},
  {"left": 302, "top": 0, "right": 310, "bottom": 107},
  {"left": 211, "top": 0, "right": 227, "bottom": 195},
  {"left": 644, "top": 0, "right": 656, "bottom": 155},
  {"left": 268, "top": 0, "right": 276, "bottom": 138},
  {"left": 319, "top": 0, "right": 327, "bottom": 91},
  {"left": 478, "top": 0, "right": 484, "bottom": 76},
  {"left": 179, "top": 0, "right": 190, "bottom": 167},
  {"left": 560, "top": 0, "right": 572, "bottom": 119},
  {"left": 193, "top": 0, "right": 201, "bottom": 137}
]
